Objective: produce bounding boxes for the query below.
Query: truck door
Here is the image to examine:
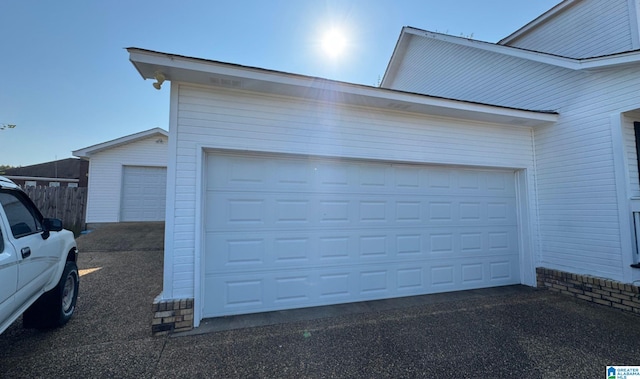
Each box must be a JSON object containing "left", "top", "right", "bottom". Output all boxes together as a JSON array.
[
  {"left": 0, "top": 191, "right": 57, "bottom": 310},
  {"left": 0, "top": 215, "right": 18, "bottom": 326}
]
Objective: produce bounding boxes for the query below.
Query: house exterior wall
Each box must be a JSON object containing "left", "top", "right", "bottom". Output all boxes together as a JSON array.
[
  {"left": 504, "top": 0, "right": 635, "bottom": 58},
  {"left": 162, "top": 82, "right": 539, "bottom": 302},
  {"left": 85, "top": 136, "right": 168, "bottom": 223},
  {"left": 383, "top": 34, "right": 586, "bottom": 111},
  {"left": 532, "top": 67, "right": 640, "bottom": 282},
  {"left": 385, "top": 31, "right": 640, "bottom": 283}
]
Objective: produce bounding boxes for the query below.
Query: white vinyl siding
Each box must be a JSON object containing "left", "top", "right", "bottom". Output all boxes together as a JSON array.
[
  {"left": 623, "top": 113, "right": 640, "bottom": 198},
  {"left": 384, "top": 34, "right": 586, "bottom": 111},
  {"left": 505, "top": 0, "right": 634, "bottom": 58},
  {"left": 534, "top": 67, "right": 640, "bottom": 281},
  {"left": 85, "top": 136, "right": 168, "bottom": 223},
  {"left": 535, "top": 119, "right": 621, "bottom": 278},
  {"left": 166, "top": 83, "right": 537, "bottom": 300}
]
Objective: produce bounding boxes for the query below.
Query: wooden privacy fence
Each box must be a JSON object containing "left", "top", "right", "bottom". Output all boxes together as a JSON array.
[{"left": 21, "top": 186, "right": 87, "bottom": 236}]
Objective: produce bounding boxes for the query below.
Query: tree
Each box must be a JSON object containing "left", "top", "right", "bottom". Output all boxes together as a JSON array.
[
  {"left": 0, "top": 124, "right": 16, "bottom": 130},
  {"left": 0, "top": 165, "right": 14, "bottom": 174}
]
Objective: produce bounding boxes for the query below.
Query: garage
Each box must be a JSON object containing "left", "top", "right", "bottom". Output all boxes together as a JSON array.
[
  {"left": 121, "top": 166, "right": 167, "bottom": 222},
  {"left": 203, "top": 151, "right": 520, "bottom": 317},
  {"left": 73, "top": 128, "right": 168, "bottom": 224},
  {"left": 128, "top": 48, "right": 560, "bottom": 330}
]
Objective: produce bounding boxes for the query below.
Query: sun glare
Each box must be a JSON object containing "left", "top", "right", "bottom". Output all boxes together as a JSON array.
[{"left": 321, "top": 28, "right": 347, "bottom": 58}]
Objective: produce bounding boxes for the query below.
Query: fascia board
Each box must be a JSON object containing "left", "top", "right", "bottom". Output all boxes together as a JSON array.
[
  {"left": 400, "top": 27, "right": 640, "bottom": 71},
  {"left": 401, "top": 27, "right": 580, "bottom": 69},
  {"left": 130, "top": 48, "right": 344, "bottom": 88},
  {"left": 128, "top": 48, "right": 557, "bottom": 128},
  {"left": 380, "top": 27, "right": 412, "bottom": 87},
  {"left": 499, "top": 0, "right": 580, "bottom": 45},
  {"left": 72, "top": 127, "right": 168, "bottom": 158},
  {"left": 578, "top": 51, "right": 640, "bottom": 69}
]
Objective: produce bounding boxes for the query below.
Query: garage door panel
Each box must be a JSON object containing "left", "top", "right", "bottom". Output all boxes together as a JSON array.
[
  {"left": 461, "top": 263, "right": 484, "bottom": 284},
  {"left": 203, "top": 152, "right": 520, "bottom": 318},
  {"left": 208, "top": 155, "right": 323, "bottom": 191},
  {"left": 207, "top": 226, "right": 517, "bottom": 273},
  {"left": 318, "top": 271, "right": 352, "bottom": 299},
  {"left": 121, "top": 166, "right": 167, "bottom": 222},
  {"left": 208, "top": 155, "right": 515, "bottom": 196},
  {"left": 206, "top": 194, "right": 517, "bottom": 231},
  {"left": 206, "top": 256, "right": 520, "bottom": 293},
  {"left": 206, "top": 231, "right": 363, "bottom": 271},
  {"left": 204, "top": 256, "right": 520, "bottom": 316},
  {"left": 217, "top": 276, "right": 265, "bottom": 310}
]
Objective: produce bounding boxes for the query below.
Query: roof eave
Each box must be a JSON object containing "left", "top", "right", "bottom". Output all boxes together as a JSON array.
[
  {"left": 72, "top": 127, "right": 168, "bottom": 158},
  {"left": 383, "top": 27, "right": 640, "bottom": 76},
  {"left": 380, "top": 26, "right": 412, "bottom": 88},
  {"left": 579, "top": 50, "right": 640, "bottom": 69},
  {"left": 127, "top": 48, "right": 557, "bottom": 128}
]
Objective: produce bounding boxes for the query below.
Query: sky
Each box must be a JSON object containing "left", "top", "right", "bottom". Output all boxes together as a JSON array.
[{"left": 1, "top": 0, "right": 561, "bottom": 167}]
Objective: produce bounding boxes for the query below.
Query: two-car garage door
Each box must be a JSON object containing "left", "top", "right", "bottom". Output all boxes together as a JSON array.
[{"left": 203, "top": 152, "right": 520, "bottom": 318}]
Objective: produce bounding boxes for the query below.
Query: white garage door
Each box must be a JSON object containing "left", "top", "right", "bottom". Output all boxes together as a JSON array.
[
  {"left": 121, "top": 166, "right": 167, "bottom": 222},
  {"left": 203, "top": 152, "right": 520, "bottom": 318}
]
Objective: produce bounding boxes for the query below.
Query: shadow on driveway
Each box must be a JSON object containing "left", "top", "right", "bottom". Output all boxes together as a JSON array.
[{"left": 1, "top": 222, "right": 640, "bottom": 378}]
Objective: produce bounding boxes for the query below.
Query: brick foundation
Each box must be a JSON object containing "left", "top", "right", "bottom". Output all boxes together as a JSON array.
[
  {"left": 151, "top": 297, "right": 194, "bottom": 336},
  {"left": 536, "top": 267, "right": 640, "bottom": 315}
]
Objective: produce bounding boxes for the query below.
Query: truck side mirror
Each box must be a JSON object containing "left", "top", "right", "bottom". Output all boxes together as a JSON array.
[{"left": 43, "top": 218, "right": 63, "bottom": 232}]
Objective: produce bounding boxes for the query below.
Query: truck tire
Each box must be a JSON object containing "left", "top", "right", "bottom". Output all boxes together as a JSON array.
[{"left": 23, "top": 261, "right": 79, "bottom": 329}]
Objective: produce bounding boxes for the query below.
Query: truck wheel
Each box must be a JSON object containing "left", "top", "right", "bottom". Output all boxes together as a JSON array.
[
  {"left": 23, "top": 261, "right": 79, "bottom": 329},
  {"left": 58, "top": 261, "right": 79, "bottom": 322}
]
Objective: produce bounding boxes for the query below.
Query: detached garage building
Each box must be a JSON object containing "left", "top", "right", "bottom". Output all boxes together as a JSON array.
[
  {"left": 128, "top": 48, "right": 557, "bottom": 333},
  {"left": 73, "top": 128, "right": 168, "bottom": 224}
]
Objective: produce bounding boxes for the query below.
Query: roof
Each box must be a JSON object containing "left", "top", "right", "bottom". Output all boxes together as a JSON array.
[
  {"left": 382, "top": 26, "right": 640, "bottom": 90},
  {"left": 72, "top": 127, "right": 168, "bottom": 159},
  {"left": 127, "top": 48, "right": 557, "bottom": 128}
]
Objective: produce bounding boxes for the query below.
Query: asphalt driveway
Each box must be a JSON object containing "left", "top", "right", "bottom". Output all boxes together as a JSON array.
[{"left": 1, "top": 223, "right": 640, "bottom": 378}]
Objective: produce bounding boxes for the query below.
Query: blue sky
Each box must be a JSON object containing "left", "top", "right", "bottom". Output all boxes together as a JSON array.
[{"left": 0, "top": 0, "right": 560, "bottom": 167}]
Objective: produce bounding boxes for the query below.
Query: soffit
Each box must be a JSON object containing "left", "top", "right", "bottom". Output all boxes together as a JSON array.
[{"left": 128, "top": 48, "right": 557, "bottom": 128}]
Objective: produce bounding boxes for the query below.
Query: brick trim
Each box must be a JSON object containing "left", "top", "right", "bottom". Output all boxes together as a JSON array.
[
  {"left": 152, "top": 298, "right": 194, "bottom": 335},
  {"left": 536, "top": 267, "right": 640, "bottom": 315}
]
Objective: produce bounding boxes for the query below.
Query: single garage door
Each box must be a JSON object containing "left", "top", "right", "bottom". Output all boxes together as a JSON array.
[
  {"left": 203, "top": 152, "right": 520, "bottom": 317},
  {"left": 121, "top": 166, "right": 167, "bottom": 222}
]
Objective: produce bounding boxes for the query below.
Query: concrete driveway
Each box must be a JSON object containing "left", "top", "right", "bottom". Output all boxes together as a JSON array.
[{"left": 1, "top": 223, "right": 640, "bottom": 378}]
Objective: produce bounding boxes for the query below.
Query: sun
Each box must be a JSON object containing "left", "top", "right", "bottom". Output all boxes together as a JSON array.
[{"left": 321, "top": 28, "right": 347, "bottom": 59}]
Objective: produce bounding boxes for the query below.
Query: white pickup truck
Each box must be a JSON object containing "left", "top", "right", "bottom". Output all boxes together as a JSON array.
[{"left": 0, "top": 176, "right": 79, "bottom": 334}]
